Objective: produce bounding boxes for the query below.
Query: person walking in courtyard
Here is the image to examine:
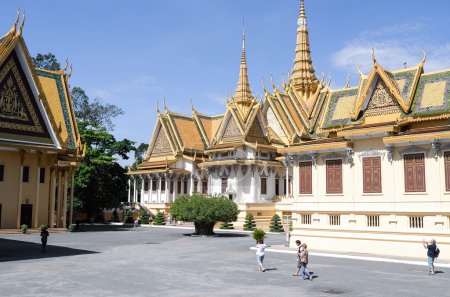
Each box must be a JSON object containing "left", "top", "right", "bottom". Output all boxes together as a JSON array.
[
  {"left": 134, "top": 219, "right": 139, "bottom": 231},
  {"left": 40, "top": 226, "right": 49, "bottom": 253},
  {"left": 300, "top": 243, "right": 312, "bottom": 280},
  {"left": 293, "top": 240, "right": 303, "bottom": 276},
  {"left": 255, "top": 239, "right": 269, "bottom": 272},
  {"left": 423, "top": 239, "right": 438, "bottom": 275}
]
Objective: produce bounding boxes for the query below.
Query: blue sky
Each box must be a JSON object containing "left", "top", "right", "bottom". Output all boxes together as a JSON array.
[{"left": 2, "top": 0, "right": 450, "bottom": 166}]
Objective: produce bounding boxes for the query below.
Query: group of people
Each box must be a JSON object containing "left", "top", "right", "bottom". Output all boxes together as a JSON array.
[{"left": 255, "top": 239, "right": 312, "bottom": 280}]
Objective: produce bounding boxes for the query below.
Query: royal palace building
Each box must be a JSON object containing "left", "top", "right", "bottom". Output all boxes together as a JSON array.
[
  {"left": 0, "top": 12, "right": 83, "bottom": 229},
  {"left": 130, "top": 1, "right": 450, "bottom": 260}
]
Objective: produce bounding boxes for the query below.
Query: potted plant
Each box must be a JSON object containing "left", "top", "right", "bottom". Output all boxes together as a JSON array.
[
  {"left": 68, "top": 224, "right": 76, "bottom": 232},
  {"left": 20, "top": 224, "right": 28, "bottom": 234},
  {"left": 252, "top": 228, "right": 265, "bottom": 243}
]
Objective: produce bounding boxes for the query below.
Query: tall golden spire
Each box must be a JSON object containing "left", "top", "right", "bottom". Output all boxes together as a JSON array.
[
  {"left": 290, "top": 0, "right": 319, "bottom": 97},
  {"left": 234, "top": 25, "right": 253, "bottom": 104},
  {"left": 232, "top": 23, "right": 255, "bottom": 120}
]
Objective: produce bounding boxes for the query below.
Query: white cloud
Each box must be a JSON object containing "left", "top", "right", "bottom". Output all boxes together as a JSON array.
[{"left": 331, "top": 21, "right": 450, "bottom": 75}]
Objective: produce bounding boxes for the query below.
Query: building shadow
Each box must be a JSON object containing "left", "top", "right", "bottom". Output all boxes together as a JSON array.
[
  {"left": 0, "top": 238, "right": 98, "bottom": 262},
  {"left": 183, "top": 232, "right": 249, "bottom": 238},
  {"left": 73, "top": 223, "right": 134, "bottom": 232}
]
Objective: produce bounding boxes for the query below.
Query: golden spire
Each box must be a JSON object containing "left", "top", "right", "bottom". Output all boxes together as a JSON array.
[
  {"left": 290, "top": 0, "right": 319, "bottom": 96},
  {"left": 234, "top": 24, "right": 253, "bottom": 104}
]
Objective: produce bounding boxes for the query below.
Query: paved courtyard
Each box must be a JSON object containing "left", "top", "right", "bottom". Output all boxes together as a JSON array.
[{"left": 0, "top": 225, "right": 449, "bottom": 297}]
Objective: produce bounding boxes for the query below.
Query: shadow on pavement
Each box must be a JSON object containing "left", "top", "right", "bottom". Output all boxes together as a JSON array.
[
  {"left": 0, "top": 238, "right": 98, "bottom": 262},
  {"left": 73, "top": 224, "right": 134, "bottom": 232},
  {"left": 182, "top": 232, "right": 250, "bottom": 238}
]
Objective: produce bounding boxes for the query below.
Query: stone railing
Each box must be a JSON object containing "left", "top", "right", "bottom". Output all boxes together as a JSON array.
[{"left": 273, "top": 195, "right": 294, "bottom": 203}]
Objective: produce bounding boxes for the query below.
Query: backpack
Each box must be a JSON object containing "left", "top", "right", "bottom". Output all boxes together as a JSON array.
[{"left": 435, "top": 247, "right": 440, "bottom": 258}]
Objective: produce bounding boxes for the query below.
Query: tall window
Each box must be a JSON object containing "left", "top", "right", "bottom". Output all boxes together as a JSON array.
[
  {"left": 363, "top": 157, "right": 381, "bottom": 193},
  {"left": 445, "top": 152, "right": 450, "bottom": 191},
  {"left": 143, "top": 180, "right": 149, "bottom": 191},
  {"left": 161, "top": 178, "right": 166, "bottom": 191},
  {"left": 299, "top": 161, "right": 312, "bottom": 194},
  {"left": 194, "top": 180, "right": 198, "bottom": 193},
  {"left": 404, "top": 154, "right": 426, "bottom": 192},
  {"left": 152, "top": 180, "right": 157, "bottom": 191},
  {"left": 260, "top": 177, "right": 267, "bottom": 195},
  {"left": 0, "top": 164, "right": 4, "bottom": 182},
  {"left": 275, "top": 178, "right": 279, "bottom": 195},
  {"left": 39, "top": 168, "right": 46, "bottom": 184},
  {"left": 202, "top": 181, "right": 208, "bottom": 194},
  {"left": 22, "top": 166, "right": 29, "bottom": 183},
  {"left": 177, "top": 180, "right": 181, "bottom": 194},
  {"left": 326, "top": 159, "right": 342, "bottom": 194},
  {"left": 221, "top": 178, "right": 228, "bottom": 193},
  {"left": 170, "top": 181, "right": 174, "bottom": 194},
  {"left": 183, "top": 180, "right": 188, "bottom": 194}
]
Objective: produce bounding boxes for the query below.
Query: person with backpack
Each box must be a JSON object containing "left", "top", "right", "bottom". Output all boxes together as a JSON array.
[{"left": 422, "top": 239, "right": 439, "bottom": 275}]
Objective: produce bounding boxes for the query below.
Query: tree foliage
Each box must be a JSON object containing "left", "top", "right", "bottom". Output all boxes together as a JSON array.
[
  {"left": 269, "top": 214, "right": 284, "bottom": 232},
  {"left": 171, "top": 194, "right": 239, "bottom": 235},
  {"left": 124, "top": 209, "right": 133, "bottom": 223},
  {"left": 243, "top": 213, "right": 256, "bottom": 231},
  {"left": 71, "top": 87, "right": 124, "bottom": 131},
  {"left": 31, "top": 53, "right": 61, "bottom": 71},
  {"left": 139, "top": 210, "right": 149, "bottom": 224},
  {"left": 153, "top": 212, "right": 166, "bottom": 225},
  {"left": 111, "top": 210, "right": 119, "bottom": 222}
]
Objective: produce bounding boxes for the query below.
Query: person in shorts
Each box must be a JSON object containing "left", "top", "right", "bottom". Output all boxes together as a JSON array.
[{"left": 423, "top": 239, "right": 437, "bottom": 275}]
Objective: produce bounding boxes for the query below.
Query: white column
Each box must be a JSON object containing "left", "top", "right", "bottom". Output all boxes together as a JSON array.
[
  {"left": 158, "top": 176, "right": 162, "bottom": 202},
  {"left": 49, "top": 167, "right": 56, "bottom": 227},
  {"left": 56, "top": 170, "right": 62, "bottom": 227},
  {"left": 133, "top": 178, "right": 137, "bottom": 203},
  {"left": 128, "top": 179, "right": 131, "bottom": 202},
  {"left": 149, "top": 177, "right": 153, "bottom": 202},
  {"left": 165, "top": 177, "right": 169, "bottom": 202},
  {"left": 140, "top": 175, "right": 144, "bottom": 204},
  {"left": 63, "top": 170, "right": 69, "bottom": 228},
  {"left": 189, "top": 174, "right": 193, "bottom": 195},
  {"left": 34, "top": 165, "right": 41, "bottom": 228}
]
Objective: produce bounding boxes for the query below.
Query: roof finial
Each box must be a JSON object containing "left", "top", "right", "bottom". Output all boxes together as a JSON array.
[
  {"left": 345, "top": 73, "right": 350, "bottom": 88},
  {"left": 190, "top": 99, "right": 196, "bottom": 113},
  {"left": 8, "top": 9, "right": 20, "bottom": 35},
  {"left": 68, "top": 64, "right": 73, "bottom": 78},
  {"left": 163, "top": 97, "right": 168, "bottom": 112},
  {"left": 262, "top": 78, "right": 267, "bottom": 94},
  {"left": 233, "top": 20, "right": 253, "bottom": 105},
  {"left": 371, "top": 48, "right": 377, "bottom": 64},
  {"left": 421, "top": 49, "right": 427, "bottom": 65},
  {"left": 270, "top": 74, "right": 276, "bottom": 90},
  {"left": 156, "top": 99, "right": 160, "bottom": 114},
  {"left": 16, "top": 11, "right": 25, "bottom": 37},
  {"left": 62, "top": 59, "right": 69, "bottom": 72},
  {"left": 298, "top": 0, "right": 307, "bottom": 27}
]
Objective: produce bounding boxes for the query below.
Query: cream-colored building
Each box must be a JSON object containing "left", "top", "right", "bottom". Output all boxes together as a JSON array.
[
  {"left": 130, "top": 1, "right": 450, "bottom": 260},
  {"left": 0, "top": 12, "right": 82, "bottom": 229}
]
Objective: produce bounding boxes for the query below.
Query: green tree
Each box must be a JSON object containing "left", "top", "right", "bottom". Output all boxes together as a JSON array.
[
  {"left": 111, "top": 210, "right": 119, "bottom": 222},
  {"left": 243, "top": 213, "right": 256, "bottom": 231},
  {"left": 220, "top": 221, "right": 234, "bottom": 230},
  {"left": 252, "top": 228, "right": 265, "bottom": 242},
  {"left": 153, "top": 212, "right": 166, "bottom": 225},
  {"left": 171, "top": 194, "right": 239, "bottom": 235},
  {"left": 140, "top": 210, "right": 149, "bottom": 224},
  {"left": 269, "top": 214, "right": 284, "bottom": 232},
  {"left": 74, "top": 122, "right": 135, "bottom": 219},
  {"left": 124, "top": 209, "right": 133, "bottom": 223},
  {"left": 31, "top": 53, "right": 61, "bottom": 71}
]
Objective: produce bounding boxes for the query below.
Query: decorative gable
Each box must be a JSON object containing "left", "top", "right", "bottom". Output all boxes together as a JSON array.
[
  {"left": 0, "top": 51, "right": 52, "bottom": 145},
  {"left": 245, "top": 116, "right": 267, "bottom": 143},
  {"left": 221, "top": 114, "right": 242, "bottom": 141},
  {"left": 150, "top": 126, "right": 173, "bottom": 156},
  {"left": 363, "top": 79, "right": 402, "bottom": 118}
]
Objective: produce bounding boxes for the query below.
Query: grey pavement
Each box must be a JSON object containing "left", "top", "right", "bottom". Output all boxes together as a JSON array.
[{"left": 0, "top": 224, "right": 449, "bottom": 297}]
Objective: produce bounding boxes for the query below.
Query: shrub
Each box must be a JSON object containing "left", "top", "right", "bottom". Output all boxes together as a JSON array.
[
  {"left": 269, "top": 214, "right": 284, "bottom": 232},
  {"left": 220, "top": 222, "right": 234, "bottom": 230},
  {"left": 171, "top": 194, "right": 239, "bottom": 235},
  {"left": 20, "top": 224, "right": 28, "bottom": 233},
  {"left": 140, "top": 210, "right": 149, "bottom": 224},
  {"left": 124, "top": 209, "right": 133, "bottom": 223},
  {"left": 243, "top": 213, "right": 256, "bottom": 231},
  {"left": 153, "top": 212, "right": 166, "bottom": 225},
  {"left": 111, "top": 210, "right": 119, "bottom": 222},
  {"left": 96, "top": 209, "right": 105, "bottom": 222},
  {"left": 68, "top": 224, "right": 76, "bottom": 232},
  {"left": 39, "top": 224, "right": 47, "bottom": 232},
  {"left": 252, "top": 228, "right": 265, "bottom": 242}
]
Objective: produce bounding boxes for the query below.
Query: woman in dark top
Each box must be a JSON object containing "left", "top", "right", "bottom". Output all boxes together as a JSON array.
[
  {"left": 40, "top": 226, "right": 49, "bottom": 253},
  {"left": 422, "top": 239, "right": 437, "bottom": 275}
]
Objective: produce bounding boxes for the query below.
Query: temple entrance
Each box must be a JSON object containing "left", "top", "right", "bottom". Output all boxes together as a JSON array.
[{"left": 20, "top": 204, "right": 32, "bottom": 227}]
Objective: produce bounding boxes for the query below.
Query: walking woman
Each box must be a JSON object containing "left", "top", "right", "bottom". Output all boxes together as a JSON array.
[
  {"left": 255, "top": 239, "right": 269, "bottom": 272},
  {"left": 300, "top": 243, "right": 312, "bottom": 280},
  {"left": 40, "top": 225, "right": 49, "bottom": 253}
]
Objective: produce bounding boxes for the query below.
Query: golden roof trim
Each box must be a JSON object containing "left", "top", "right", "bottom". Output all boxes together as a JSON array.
[
  {"left": 337, "top": 125, "right": 400, "bottom": 138},
  {"left": 278, "top": 140, "right": 353, "bottom": 153},
  {"left": 383, "top": 130, "right": 450, "bottom": 146}
]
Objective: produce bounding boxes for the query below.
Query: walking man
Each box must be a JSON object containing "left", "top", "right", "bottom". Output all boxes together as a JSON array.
[
  {"left": 423, "top": 239, "right": 438, "bottom": 275},
  {"left": 293, "top": 240, "right": 303, "bottom": 276}
]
